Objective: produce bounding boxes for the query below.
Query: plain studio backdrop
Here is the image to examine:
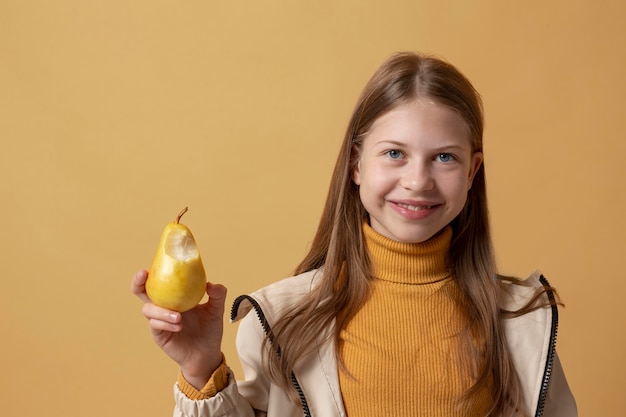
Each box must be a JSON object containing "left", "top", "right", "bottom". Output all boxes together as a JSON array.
[{"left": 1, "top": 1, "right": 624, "bottom": 415}]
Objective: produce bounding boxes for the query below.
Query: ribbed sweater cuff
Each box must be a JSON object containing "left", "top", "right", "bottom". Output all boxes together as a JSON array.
[{"left": 176, "top": 356, "right": 229, "bottom": 400}]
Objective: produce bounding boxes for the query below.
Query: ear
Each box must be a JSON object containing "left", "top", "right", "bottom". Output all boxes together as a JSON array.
[
  {"left": 351, "top": 144, "right": 362, "bottom": 185},
  {"left": 467, "top": 151, "right": 483, "bottom": 189}
]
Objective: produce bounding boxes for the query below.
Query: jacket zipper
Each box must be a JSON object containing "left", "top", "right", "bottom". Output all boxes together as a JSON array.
[
  {"left": 535, "top": 275, "right": 559, "bottom": 417},
  {"left": 231, "top": 295, "right": 312, "bottom": 417}
]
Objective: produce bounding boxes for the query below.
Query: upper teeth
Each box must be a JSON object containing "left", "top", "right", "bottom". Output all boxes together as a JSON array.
[{"left": 399, "top": 203, "right": 432, "bottom": 211}]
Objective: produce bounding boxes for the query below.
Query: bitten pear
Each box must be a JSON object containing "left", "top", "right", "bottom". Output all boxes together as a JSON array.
[{"left": 146, "top": 207, "right": 207, "bottom": 312}]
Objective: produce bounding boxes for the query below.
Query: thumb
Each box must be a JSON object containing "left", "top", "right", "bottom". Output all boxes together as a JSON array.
[{"left": 205, "top": 282, "right": 227, "bottom": 313}]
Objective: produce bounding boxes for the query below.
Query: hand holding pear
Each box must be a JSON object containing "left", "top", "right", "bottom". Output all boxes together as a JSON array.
[
  {"left": 146, "top": 207, "right": 207, "bottom": 312},
  {"left": 132, "top": 269, "right": 227, "bottom": 389},
  {"left": 132, "top": 207, "right": 226, "bottom": 388}
]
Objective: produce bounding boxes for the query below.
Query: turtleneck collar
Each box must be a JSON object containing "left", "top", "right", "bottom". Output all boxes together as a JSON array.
[{"left": 363, "top": 222, "right": 453, "bottom": 285}]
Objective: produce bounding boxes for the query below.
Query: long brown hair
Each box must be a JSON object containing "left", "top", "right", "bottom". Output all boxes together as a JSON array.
[{"left": 266, "top": 52, "right": 533, "bottom": 415}]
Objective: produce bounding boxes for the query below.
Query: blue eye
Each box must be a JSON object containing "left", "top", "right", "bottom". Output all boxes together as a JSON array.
[
  {"left": 436, "top": 153, "right": 454, "bottom": 162},
  {"left": 386, "top": 150, "right": 403, "bottom": 159}
]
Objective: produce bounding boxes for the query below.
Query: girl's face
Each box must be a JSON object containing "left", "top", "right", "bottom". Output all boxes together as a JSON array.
[{"left": 353, "top": 99, "right": 483, "bottom": 244}]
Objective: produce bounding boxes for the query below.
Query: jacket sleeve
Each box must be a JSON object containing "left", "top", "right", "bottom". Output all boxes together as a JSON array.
[
  {"left": 171, "top": 311, "right": 270, "bottom": 417},
  {"left": 173, "top": 372, "right": 259, "bottom": 417},
  {"left": 542, "top": 353, "right": 577, "bottom": 417}
]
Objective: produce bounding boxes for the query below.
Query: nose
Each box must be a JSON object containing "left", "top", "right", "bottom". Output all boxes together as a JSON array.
[{"left": 400, "top": 161, "right": 434, "bottom": 191}]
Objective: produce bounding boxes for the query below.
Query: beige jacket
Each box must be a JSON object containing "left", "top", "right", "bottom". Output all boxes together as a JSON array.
[{"left": 173, "top": 270, "right": 577, "bottom": 417}]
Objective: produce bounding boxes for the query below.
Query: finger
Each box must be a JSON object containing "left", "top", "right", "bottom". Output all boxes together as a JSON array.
[
  {"left": 142, "top": 303, "right": 181, "bottom": 324},
  {"left": 131, "top": 269, "right": 152, "bottom": 303},
  {"left": 207, "top": 282, "right": 227, "bottom": 301},
  {"left": 148, "top": 318, "right": 182, "bottom": 333},
  {"left": 206, "top": 282, "right": 227, "bottom": 312}
]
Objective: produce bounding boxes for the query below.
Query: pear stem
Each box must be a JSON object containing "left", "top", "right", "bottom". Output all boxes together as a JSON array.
[{"left": 176, "top": 207, "right": 189, "bottom": 224}]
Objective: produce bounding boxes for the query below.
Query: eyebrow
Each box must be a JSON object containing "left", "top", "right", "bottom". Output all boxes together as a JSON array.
[
  {"left": 373, "top": 140, "right": 468, "bottom": 152},
  {"left": 432, "top": 144, "right": 468, "bottom": 152}
]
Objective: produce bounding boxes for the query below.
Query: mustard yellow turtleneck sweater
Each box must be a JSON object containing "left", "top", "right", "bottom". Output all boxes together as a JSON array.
[{"left": 338, "top": 224, "right": 491, "bottom": 416}]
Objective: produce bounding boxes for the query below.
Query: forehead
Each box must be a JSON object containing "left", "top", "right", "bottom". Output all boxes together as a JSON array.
[{"left": 365, "top": 99, "right": 471, "bottom": 146}]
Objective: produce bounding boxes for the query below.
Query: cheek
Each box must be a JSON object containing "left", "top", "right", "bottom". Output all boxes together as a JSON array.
[
  {"left": 441, "top": 173, "right": 472, "bottom": 199},
  {"left": 360, "top": 168, "right": 396, "bottom": 199}
]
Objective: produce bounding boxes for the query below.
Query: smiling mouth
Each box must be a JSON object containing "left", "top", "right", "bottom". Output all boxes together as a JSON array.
[{"left": 396, "top": 203, "right": 437, "bottom": 211}]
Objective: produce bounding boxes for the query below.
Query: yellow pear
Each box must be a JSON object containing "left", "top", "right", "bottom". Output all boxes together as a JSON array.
[{"left": 146, "top": 207, "right": 207, "bottom": 312}]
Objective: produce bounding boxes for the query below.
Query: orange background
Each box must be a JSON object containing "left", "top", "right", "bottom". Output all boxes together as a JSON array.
[{"left": 1, "top": 1, "right": 624, "bottom": 415}]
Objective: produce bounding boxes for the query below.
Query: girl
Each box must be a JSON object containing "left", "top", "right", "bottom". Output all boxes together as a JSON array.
[{"left": 132, "top": 52, "right": 577, "bottom": 416}]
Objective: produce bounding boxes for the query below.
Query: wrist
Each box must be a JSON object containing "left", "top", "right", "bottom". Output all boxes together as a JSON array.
[{"left": 180, "top": 354, "right": 224, "bottom": 390}]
